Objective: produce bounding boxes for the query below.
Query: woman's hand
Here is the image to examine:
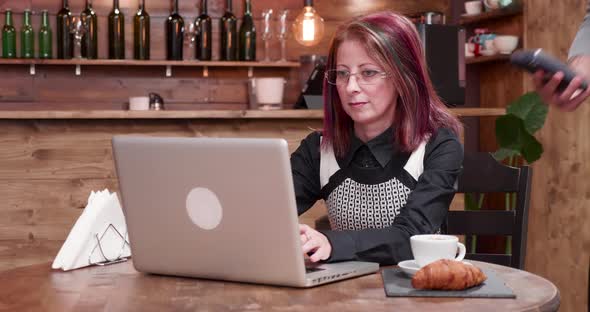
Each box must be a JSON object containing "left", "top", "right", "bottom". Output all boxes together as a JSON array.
[
  {"left": 532, "top": 55, "right": 590, "bottom": 111},
  {"left": 299, "top": 224, "right": 332, "bottom": 262}
]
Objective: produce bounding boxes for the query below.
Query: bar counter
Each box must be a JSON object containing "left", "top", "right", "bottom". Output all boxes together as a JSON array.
[{"left": 0, "top": 108, "right": 506, "bottom": 119}]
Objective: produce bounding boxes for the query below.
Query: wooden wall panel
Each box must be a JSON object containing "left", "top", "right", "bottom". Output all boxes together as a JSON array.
[
  {"left": 0, "top": 66, "right": 35, "bottom": 102},
  {"left": 0, "top": 179, "right": 118, "bottom": 219},
  {"left": 523, "top": 1, "right": 590, "bottom": 311},
  {"left": 0, "top": 66, "right": 296, "bottom": 109},
  {"left": 0, "top": 118, "right": 323, "bottom": 271}
]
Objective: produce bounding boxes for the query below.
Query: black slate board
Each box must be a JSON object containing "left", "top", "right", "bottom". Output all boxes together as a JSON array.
[{"left": 381, "top": 267, "right": 516, "bottom": 298}]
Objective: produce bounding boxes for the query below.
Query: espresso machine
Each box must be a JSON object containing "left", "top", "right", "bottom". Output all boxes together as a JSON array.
[{"left": 413, "top": 12, "right": 466, "bottom": 106}]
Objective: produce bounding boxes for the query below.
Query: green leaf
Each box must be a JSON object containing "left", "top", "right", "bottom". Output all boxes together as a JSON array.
[
  {"left": 495, "top": 114, "right": 544, "bottom": 164},
  {"left": 495, "top": 114, "right": 526, "bottom": 149},
  {"left": 493, "top": 148, "right": 519, "bottom": 162},
  {"left": 506, "top": 92, "right": 548, "bottom": 134},
  {"left": 521, "top": 134, "right": 544, "bottom": 163}
]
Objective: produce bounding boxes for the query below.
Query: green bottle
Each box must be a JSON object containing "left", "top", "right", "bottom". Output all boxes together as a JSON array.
[
  {"left": 2, "top": 9, "right": 16, "bottom": 58},
  {"left": 220, "top": 0, "right": 237, "bottom": 61},
  {"left": 133, "top": 0, "right": 150, "bottom": 60},
  {"left": 166, "top": 0, "right": 184, "bottom": 60},
  {"left": 195, "top": 0, "right": 212, "bottom": 60},
  {"left": 39, "top": 10, "right": 52, "bottom": 59},
  {"left": 56, "top": 0, "right": 73, "bottom": 59},
  {"left": 81, "top": 0, "right": 98, "bottom": 59},
  {"left": 108, "top": 0, "right": 125, "bottom": 59},
  {"left": 238, "top": 0, "right": 256, "bottom": 61},
  {"left": 21, "top": 10, "right": 34, "bottom": 58}
]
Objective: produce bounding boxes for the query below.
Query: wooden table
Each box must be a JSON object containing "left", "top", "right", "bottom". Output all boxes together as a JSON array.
[{"left": 0, "top": 260, "right": 559, "bottom": 312}]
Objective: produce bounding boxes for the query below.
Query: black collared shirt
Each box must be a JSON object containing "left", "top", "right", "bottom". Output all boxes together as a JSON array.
[
  {"left": 290, "top": 127, "right": 463, "bottom": 265},
  {"left": 341, "top": 127, "right": 395, "bottom": 169}
]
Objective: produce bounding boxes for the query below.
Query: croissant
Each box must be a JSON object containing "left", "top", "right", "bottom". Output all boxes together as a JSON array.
[{"left": 411, "top": 259, "right": 487, "bottom": 290}]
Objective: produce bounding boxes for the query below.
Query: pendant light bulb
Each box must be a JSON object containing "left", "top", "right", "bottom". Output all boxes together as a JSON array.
[{"left": 292, "top": 0, "right": 324, "bottom": 47}]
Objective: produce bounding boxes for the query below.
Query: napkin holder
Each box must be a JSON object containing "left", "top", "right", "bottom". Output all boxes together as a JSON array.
[{"left": 52, "top": 189, "right": 131, "bottom": 271}]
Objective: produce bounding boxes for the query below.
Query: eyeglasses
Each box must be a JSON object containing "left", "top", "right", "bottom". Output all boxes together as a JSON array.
[{"left": 324, "top": 69, "right": 389, "bottom": 85}]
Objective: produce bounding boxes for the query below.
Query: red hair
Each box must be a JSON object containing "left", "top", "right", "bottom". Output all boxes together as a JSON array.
[{"left": 322, "top": 11, "right": 462, "bottom": 156}]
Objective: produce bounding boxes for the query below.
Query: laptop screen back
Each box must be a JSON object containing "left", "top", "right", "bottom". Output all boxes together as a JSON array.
[{"left": 112, "top": 136, "right": 307, "bottom": 286}]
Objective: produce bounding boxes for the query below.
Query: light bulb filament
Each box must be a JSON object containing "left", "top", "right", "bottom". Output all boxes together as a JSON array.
[{"left": 303, "top": 19, "right": 315, "bottom": 41}]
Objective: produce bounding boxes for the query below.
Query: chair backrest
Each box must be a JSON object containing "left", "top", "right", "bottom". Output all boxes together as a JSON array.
[{"left": 443, "top": 152, "right": 532, "bottom": 269}]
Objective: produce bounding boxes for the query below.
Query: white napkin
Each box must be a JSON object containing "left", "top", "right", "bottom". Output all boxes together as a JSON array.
[{"left": 52, "top": 189, "right": 131, "bottom": 271}]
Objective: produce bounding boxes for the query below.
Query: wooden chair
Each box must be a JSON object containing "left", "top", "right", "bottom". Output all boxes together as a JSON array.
[{"left": 443, "top": 152, "right": 532, "bottom": 270}]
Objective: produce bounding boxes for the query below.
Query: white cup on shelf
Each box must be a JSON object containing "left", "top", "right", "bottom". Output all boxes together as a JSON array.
[
  {"left": 252, "top": 77, "right": 286, "bottom": 110},
  {"left": 129, "top": 96, "right": 150, "bottom": 111},
  {"left": 493, "top": 35, "right": 519, "bottom": 54},
  {"left": 465, "top": 0, "right": 483, "bottom": 15}
]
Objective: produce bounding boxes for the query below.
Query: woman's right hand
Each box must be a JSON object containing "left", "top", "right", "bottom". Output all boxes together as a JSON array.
[{"left": 299, "top": 224, "right": 332, "bottom": 263}]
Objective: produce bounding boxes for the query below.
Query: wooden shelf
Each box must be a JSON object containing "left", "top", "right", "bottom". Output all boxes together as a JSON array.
[
  {"left": 0, "top": 59, "right": 299, "bottom": 77},
  {"left": 0, "top": 108, "right": 505, "bottom": 120},
  {"left": 451, "top": 108, "right": 506, "bottom": 116},
  {"left": 459, "top": 3, "right": 523, "bottom": 25},
  {"left": 0, "top": 59, "right": 300, "bottom": 68},
  {"left": 466, "top": 54, "right": 511, "bottom": 64},
  {"left": 0, "top": 110, "right": 321, "bottom": 119}
]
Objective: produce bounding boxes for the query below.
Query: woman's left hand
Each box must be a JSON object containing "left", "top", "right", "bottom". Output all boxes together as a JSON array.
[{"left": 299, "top": 224, "right": 332, "bottom": 262}]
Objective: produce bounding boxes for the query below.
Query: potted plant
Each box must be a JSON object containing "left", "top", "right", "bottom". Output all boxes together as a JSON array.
[{"left": 465, "top": 92, "right": 548, "bottom": 254}]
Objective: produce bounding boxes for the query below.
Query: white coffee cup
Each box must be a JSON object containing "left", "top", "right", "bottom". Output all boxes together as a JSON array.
[
  {"left": 129, "top": 96, "right": 150, "bottom": 111},
  {"left": 464, "top": 0, "right": 483, "bottom": 15},
  {"left": 410, "top": 234, "right": 466, "bottom": 268}
]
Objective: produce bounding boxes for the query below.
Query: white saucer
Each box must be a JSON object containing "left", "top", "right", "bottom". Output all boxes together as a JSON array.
[{"left": 397, "top": 260, "right": 473, "bottom": 277}]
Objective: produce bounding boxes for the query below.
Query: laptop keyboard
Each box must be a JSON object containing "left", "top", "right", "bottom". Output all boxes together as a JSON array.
[{"left": 305, "top": 267, "right": 325, "bottom": 273}]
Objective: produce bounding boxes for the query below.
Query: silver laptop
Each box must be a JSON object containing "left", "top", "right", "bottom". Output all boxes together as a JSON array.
[{"left": 112, "top": 136, "right": 379, "bottom": 287}]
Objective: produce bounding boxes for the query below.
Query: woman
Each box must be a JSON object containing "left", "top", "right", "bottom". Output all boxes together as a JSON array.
[{"left": 291, "top": 11, "right": 464, "bottom": 265}]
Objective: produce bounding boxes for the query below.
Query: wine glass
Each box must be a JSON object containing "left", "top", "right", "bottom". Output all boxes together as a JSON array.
[
  {"left": 69, "top": 15, "right": 88, "bottom": 59},
  {"left": 261, "top": 9, "right": 273, "bottom": 62},
  {"left": 184, "top": 20, "right": 198, "bottom": 59},
  {"left": 278, "top": 10, "right": 289, "bottom": 62}
]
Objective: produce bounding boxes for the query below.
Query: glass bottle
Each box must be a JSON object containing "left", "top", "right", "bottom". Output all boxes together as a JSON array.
[
  {"left": 238, "top": 0, "right": 256, "bottom": 61},
  {"left": 166, "top": 0, "right": 184, "bottom": 60},
  {"left": 194, "top": 0, "right": 211, "bottom": 60},
  {"left": 2, "top": 9, "right": 16, "bottom": 58},
  {"left": 56, "top": 0, "right": 73, "bottom": 59},
  {"left": 21, "top": 10, "right": 34, "bottom": 58},
  {"left": 219, "top": 0, "right": 237, "bottom": 61},
  {"left": 108, "top": 0, "right": 125, "bottom": 59},
  {"left": 39, "top": 10, "right": 52, "bottom": 59},
  {"left": 134, "top": 0, "right": 150, "bottom": 60},
  {"left": 81, "top": 0, "right": 98, "bottom": 59}
]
